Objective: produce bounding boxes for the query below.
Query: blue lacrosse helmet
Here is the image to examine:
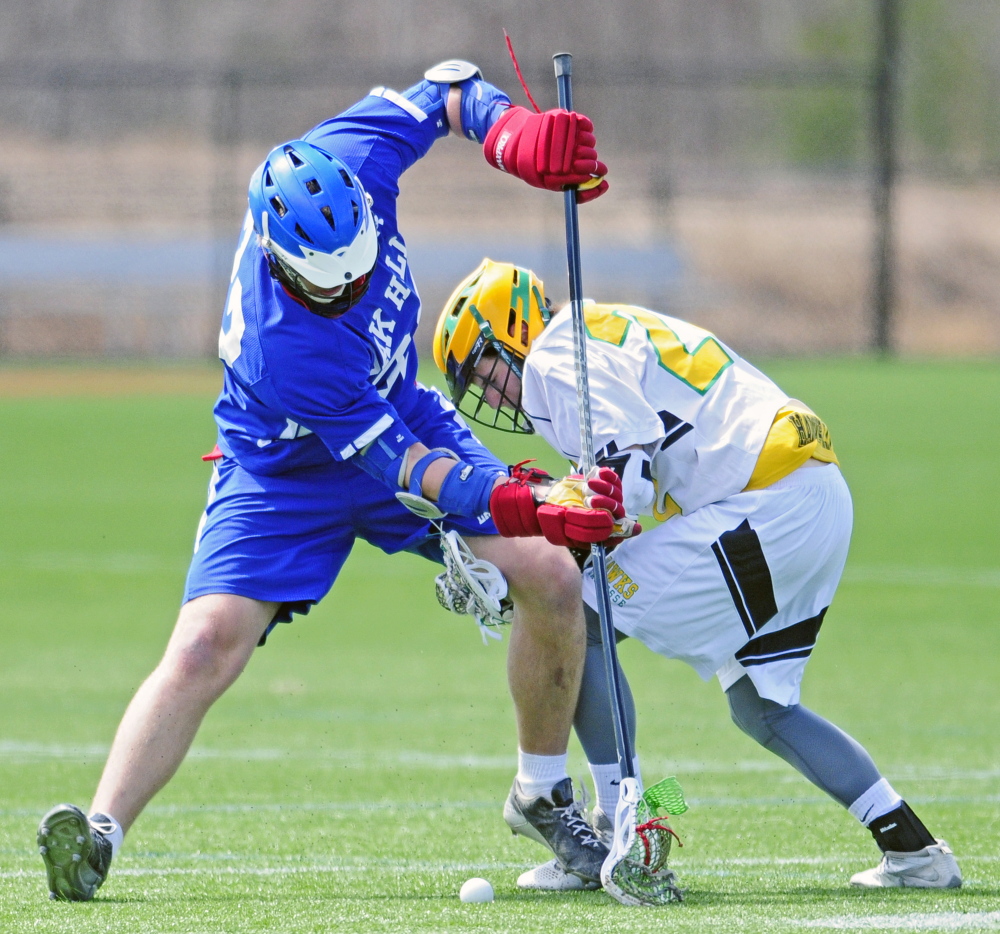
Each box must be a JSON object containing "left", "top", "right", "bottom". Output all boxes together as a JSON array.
[{"left": 248, "top": 140, "right": 379, "bottom": 315}]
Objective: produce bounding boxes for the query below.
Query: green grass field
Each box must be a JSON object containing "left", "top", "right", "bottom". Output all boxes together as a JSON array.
[{"left": 0, "top": 359, "right": 998, "bottom": 933}]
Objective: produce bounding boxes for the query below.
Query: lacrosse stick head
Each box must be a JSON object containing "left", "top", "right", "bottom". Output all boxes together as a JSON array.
[
  {"left": 433, "top": 259, "right": 550, "bottom": 433},
  {"left": 600, "top": 777, "right": 684, "bottom": 906},
  {"left": 434, "top": 530, "right": 513, "bottom": 642}
]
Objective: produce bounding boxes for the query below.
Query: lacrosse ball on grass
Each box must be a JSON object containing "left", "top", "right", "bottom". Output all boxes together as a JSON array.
[{"left": 459, "top": 877, "right": 494, "bottom": 903}]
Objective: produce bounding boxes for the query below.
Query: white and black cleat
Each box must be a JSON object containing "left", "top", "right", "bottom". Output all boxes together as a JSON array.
[
  {"left": 37, "top": 804, "right": 113, "bottom": 901},
  {"left": 504, "top": 778, "right": 608, "bottom": 885},
  {"left": 517, "top": 857, "right": 601, "bottom": 891},
  {"left": 517, "top": 806, "right": 613, "bottom": 891}
]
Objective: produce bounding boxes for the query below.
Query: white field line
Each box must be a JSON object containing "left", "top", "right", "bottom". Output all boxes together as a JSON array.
[
  {"left": 4, "top": 796, "right": 1000, "bottom": 819},
  {"left": 797, "top": 913, "right": 1000, "bottom": 931},
  {"left": 0, "top": 740, "right": 1000, "bottom": 782},
  {"left": 0, "top": 801, "right": 497, "bottom": 818},
  {"left": 0, "top": 741, "right": 515, "bottom": 769},
  {"left": 1, "top": 855, "right": 996, "bottom": 881},
  {"left": 3, "top": 740, "right": 998, "bottom": 780},
  {"left": 687, "top": 795, "right": 1000, "bottom": 807},
  {"left": 0, "top": 861, "right": 531, "bottom": 880},
  {"left": 888, "top": 765, "right": 1000, "bottom": 782},
  {"left": 680, "top": 855, "right": 999, "bottom": 866},
  {"left": 0, "top": 741, "right": 512, "bottom": 768},
  {"left": 2, "top": 551, "right": 999, "bottom": 588},
  {"left": 2, "top": 741, "right": 999, "bottom": 790}
]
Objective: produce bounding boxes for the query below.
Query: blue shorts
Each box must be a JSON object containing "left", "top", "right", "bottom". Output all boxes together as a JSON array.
[{"left": 184, "top": 385, "right": 504, "bottom": 641}]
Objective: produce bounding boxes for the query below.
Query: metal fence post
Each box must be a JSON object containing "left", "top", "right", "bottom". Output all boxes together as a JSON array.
[{"left": 872, "top": 0, "right": 900, "bottom": 355}]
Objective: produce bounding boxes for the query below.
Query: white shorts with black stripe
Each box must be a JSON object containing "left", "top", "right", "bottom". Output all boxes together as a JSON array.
[{"left": 581, "top": 462, "right": 853, "bottom": 706}]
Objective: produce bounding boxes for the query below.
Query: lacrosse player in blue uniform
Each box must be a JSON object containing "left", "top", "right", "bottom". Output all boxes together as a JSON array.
[
  {"left": 37, "top": 62, "right": 624, "bottom": 901},
  {"left": 433, "top": 259, "right": 962, "bottom": 895}
]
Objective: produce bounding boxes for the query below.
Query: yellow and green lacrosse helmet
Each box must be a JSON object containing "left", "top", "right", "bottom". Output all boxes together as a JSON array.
[{"left": 433, "top": 258, "right": 550, "bottom": 433}]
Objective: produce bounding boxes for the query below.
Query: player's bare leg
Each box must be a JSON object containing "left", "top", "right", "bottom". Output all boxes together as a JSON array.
[
  {"left": 91, "top": 593, "right": 278, "bottom": 829},
  {"left": 39, "top": 593, "right": 276, "bottom": 900},
  {"left": 465, "top": 534, "right": 607, "bottom": 883},
  {"left": 465, "top": 534, "right": 583, "bottom": 753}
]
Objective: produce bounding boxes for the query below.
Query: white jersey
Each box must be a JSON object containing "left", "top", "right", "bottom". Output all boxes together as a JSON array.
[{"left": 522, "top": 303, "right": 791, "bottom": 516}]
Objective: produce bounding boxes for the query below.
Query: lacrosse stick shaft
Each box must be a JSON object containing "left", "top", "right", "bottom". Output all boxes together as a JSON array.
[{"left": 553, "top": 52, "right": 635, "bottom": 780}]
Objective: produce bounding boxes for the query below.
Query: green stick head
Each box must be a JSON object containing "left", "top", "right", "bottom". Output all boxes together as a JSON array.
[{"left": 643, "top": 776, "right": 689, "bottom": 816}]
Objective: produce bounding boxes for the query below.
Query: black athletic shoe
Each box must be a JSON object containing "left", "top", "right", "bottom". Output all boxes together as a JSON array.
[
  {"left": 37, "top": 804, "right": 113, "bottom": 901},
  {"left": 503, "top": 777, "right": 609, "bottom": 884}
]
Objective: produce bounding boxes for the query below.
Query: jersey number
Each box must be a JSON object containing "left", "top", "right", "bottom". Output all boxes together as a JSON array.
[
  {"left": 585, "top": 306, "right": 732, "bottom": 394},
  {"left": 218, "top": 214, "right": 255, "bottom": 366}
]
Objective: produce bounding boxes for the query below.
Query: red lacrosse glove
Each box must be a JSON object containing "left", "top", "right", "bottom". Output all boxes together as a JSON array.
[
  {"left": 588, "top": 467, "right": 643, "bottom": 545},
  {"left": 489, "top": 461, "right": 632, "bottom": 548},
  {"left": 575, "top": 173, "right": 610, "bottom": 204},
  {"left": 536, "top": 474, "right": 615, "bottom": 547},
  {"left": 586, "top": 467, "right": 625, "bottom": 520},
  {"left": 489, "top": 460, "right": 552, "bottom": 537},
  {"left": 484, "top": 105, "right": 609, "bottom": 202}
]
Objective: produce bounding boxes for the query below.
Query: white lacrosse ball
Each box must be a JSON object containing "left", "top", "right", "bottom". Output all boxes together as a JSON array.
[{"left": 459, "top": 877, "right": 494, "bottom": 903}]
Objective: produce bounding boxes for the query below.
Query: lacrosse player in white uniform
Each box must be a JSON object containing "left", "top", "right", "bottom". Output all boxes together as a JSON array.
[{"left": 433, "top": 258, "right": 962, "bottom": 892}]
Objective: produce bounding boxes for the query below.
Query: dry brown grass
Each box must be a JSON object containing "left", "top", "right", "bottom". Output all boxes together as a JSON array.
[
  {"left": 0, "top": 129, "right": 997, "bottom": 356},
  {"left": 670, "top": 181, "right": 1000, "bottom": 354},
  {"left": 0, "top": 363, "right": 220, "bottom": 397}
]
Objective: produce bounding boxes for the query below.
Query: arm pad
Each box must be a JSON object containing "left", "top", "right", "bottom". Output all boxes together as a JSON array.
[
  {"left": 454, "top": 79, "right": 511, "bottom": 142},
  {"left": 407, "top": 448, "right": 454, "bottom": 495},
  {"left": 352, "top": 424, "right": 420, "bottom": 488},
  {"left": 424, "top": 62, "right": 511, "bottom": 143},
  {"left": 437, "top": 461, "right": 505, "bottom": 517}
]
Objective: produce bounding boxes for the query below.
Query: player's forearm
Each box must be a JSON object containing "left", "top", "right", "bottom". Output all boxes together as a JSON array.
[
  {"left": 401, "top": 443, "right": 453, "bottom": 500},
  {"left": 403, "top": 443, "right": 503, "bottom": 515},
  {"left": 422, "top": 62, "right": 511, "bottom": 142}
]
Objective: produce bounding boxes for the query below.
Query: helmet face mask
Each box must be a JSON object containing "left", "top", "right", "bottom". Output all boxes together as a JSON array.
[
  {"left": 267, "top": 246, "right": 376, "bottom": 318},
  {"left": 458, "top": 344, "right": 532, "bottom": 433},
  {"left": 434, "top": 259, "right": 550, "bottom": 434}
]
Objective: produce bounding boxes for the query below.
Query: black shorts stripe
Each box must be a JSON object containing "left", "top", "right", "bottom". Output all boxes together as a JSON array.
[
  {"left": 735, "top": 607, "right": 828, "bottom": 666},
  {"left": 737, "top": 647, "right": 814, "bottom": 667},
  {"left": 713, "top": 519, "right": 778, "bottom": 636},
  {"left": 712, "top": 541, "right": 755, "bottom": 638}
]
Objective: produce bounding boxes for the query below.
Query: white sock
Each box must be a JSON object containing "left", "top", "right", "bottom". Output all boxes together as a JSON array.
[
  {"left": 848, "top": 778, "right": 903, "bottom": 826},
  {"left": 89, "top": 812, "right": 124, "bottom": 857},
  {"left": 589, "top": 758, "right": 642, "bottom": 817},
  {"left": 516, "top": 750, "right": 569, "bottom": 800}
]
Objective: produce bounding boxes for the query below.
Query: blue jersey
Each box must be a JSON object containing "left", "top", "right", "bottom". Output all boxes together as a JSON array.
[{"left": 212, "top": 79, "right": 509, "bottom": 476}]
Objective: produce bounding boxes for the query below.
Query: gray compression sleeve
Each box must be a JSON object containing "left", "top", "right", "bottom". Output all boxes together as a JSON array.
[
  {"left": 573, "top": 604, "right": 637, "bottom": 766},
  {"left": 726, "top": 674, "right": 883, "bottom": 809}
]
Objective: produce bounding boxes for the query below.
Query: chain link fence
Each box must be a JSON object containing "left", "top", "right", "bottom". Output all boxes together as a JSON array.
[{"left": 0, "top": 0, "right": 997, "bottom": 359}]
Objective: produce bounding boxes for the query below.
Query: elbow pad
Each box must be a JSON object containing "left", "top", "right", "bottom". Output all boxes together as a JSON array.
[
  {"left": 353, "top": 423, "right": 419, "bottom": 489},
  {"left": 424, "top": 60, "right": 510, "bottom": 142}
]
